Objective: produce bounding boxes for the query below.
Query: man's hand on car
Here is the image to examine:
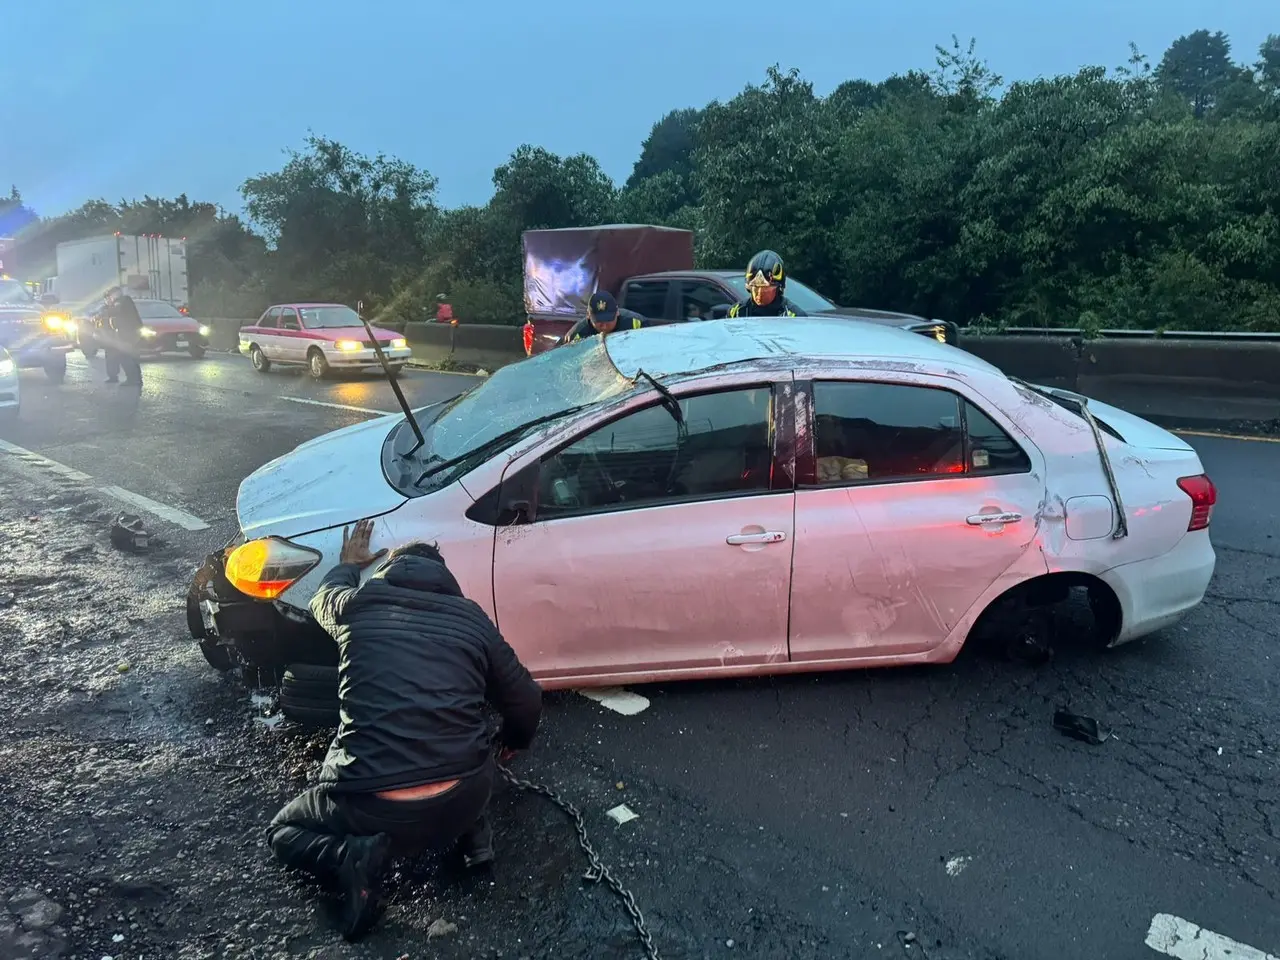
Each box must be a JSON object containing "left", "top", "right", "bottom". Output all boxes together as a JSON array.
[{"left": 340, "top": 518, "right": 388, "bottom": 569}]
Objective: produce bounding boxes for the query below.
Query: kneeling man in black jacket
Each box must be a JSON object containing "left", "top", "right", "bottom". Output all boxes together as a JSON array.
[{"left": 265, "top": 519, "right": 543, "bottom": 941}]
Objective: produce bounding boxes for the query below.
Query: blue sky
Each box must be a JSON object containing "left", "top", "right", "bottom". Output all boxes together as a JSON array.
[{"left": 3, "top": 0, "right": 1273, "bottom": 223}]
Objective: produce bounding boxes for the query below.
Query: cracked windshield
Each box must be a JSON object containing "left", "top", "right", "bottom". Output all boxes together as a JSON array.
[{"left": 1, "top": 4, "right": 1278, "bottom": 960}]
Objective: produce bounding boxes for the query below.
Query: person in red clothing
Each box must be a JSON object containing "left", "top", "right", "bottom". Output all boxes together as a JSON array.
[{"left": 435, "top": 294, "right": 455, "bottom": 325}]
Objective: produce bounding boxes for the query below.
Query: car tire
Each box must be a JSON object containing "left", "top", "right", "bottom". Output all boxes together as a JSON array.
[
  {"left": 198, "top": 639, "right": 234, "bottom": 672},
  {"left": 188, "top": 344, "right": 207, "bottom": 359},
  {"left": 45, "top": 355, "right": 67, "bottom": 383},
  {"left": 280, "top": 663, "right": 340, "bottom": 727},
  {"left": 307, "top": 349, "right": 330, "bottom": 380},
  {"left": 387, "top": 364, "right": 403, "bottom": 379},
  {"left": 250, "top": 345, "right": 270, "bottom": 373}
]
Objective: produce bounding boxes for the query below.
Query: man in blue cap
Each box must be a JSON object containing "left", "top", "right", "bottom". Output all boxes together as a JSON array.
[{"left": 558, "top": 290, "right": 645, "bottom": 346}]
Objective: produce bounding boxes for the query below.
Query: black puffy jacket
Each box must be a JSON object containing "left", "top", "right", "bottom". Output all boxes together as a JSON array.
[{"left": 309, "top": 554, "right": 542, "bottom": 794}]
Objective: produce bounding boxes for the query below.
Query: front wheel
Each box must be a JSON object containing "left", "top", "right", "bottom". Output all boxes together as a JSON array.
[
  {"left": 45, "top": 354, "right": 67, "bottom": 383},
  {"left": 308, "top": 349, "right": 330, "bottom": 380},
  {"left": 188, "top": 344, "right": 206, "bottom": 359},
  {"left": 250, "top": 345, "right": 271, "bottom": 373}
]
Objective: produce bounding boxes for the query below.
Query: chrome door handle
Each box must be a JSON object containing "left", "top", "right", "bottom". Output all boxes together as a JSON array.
[
  {"left": 726, "top": 531, "right": 787, "bottom": 545},
  {"left": 967, "top": 512, "right": 1022, "bottom": 525}
]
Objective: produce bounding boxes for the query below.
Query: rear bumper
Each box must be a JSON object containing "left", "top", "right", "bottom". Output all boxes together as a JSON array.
[
  {"left": 1101, "top": 529, "right": 1216, "bottom": 644},
  {"left": 187, "top": 547, "right": 336, "bottom": 669}
]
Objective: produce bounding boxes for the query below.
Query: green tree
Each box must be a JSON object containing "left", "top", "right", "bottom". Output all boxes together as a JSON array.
[{"left": 1156, "top": 30, "right": 1237, "bottom": 116}]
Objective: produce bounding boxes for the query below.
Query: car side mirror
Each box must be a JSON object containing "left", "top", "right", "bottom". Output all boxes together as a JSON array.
[
  {"left": 498, "top": 461, "right": 540, "bottom": 524},
  {"left": 710, "top": 303, "right": 731, "bottom": 320}
]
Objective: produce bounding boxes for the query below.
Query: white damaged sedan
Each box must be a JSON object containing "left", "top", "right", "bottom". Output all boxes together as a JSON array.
[{"left": 188, "top": 317, "right": 1217, "bottom": 688}]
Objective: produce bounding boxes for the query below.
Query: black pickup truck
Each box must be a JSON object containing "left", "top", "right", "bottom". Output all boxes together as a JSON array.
[{"left": 615, "top": 269, "right": 956, "bottom": 344}]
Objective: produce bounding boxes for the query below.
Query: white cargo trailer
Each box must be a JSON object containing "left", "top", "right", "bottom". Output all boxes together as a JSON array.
[{"left": 52, "top": 234, "right": 189, "bottom": 309}]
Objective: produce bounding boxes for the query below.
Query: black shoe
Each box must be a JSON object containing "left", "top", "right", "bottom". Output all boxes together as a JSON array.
[
  {"left": 337, "top": 833, "right": 391, "bottom": 942},
  {"left": 460, "top": 817, "right": 494, "bottom": 870}
]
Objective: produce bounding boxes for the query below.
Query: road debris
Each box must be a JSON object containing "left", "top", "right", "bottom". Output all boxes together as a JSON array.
[
  {"left": 944, "top": 855, "right": 971, "bottom": 876},
  {"left": 426, "top": 918, "right": 458, "bottom": 938},
  {"left": 1053, "top": 708, "right": 1110, "bottom": 745},
  {"left": 578, "top": 687, "right": 651, "bottom": 715},
  {"left": 108, "top": 513, "right": 149, "bottom": 552},
  {"left": 607, "top": 803, "right": 639, "bottom": 825}
]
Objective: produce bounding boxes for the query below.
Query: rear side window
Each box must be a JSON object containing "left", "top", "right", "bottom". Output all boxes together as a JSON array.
[
  {"left": 810, "top": 382, "right": 1029, "bottom": 485},
  {"left": 280, "top": 308, "right": 301, "bottom": 330},
  {"left": 258, "top": 307, "right": 281, "bottom": 329},
  {"left": 621, "top": 280, "right": 670, "bottom": 320}
]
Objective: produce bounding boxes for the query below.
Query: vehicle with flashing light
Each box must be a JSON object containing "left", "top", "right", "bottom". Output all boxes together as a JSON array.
[
  {"left": 520, "top": 225, "right": 957, "bottom": 356},
  {"left": 237, "top": 302, "right": 411, "bottom": 380},
  {"left": 189, "top": 315, "right": 1217, "bottom": 689},
  {"left": 77, "top": 298, "right": 210, "bottom": 359},
  {"left": 0, "top": 346, "right": 19, "bottom": 417},
  {"left": 0, "top": 277, "right": 75, "bottom": 382}
]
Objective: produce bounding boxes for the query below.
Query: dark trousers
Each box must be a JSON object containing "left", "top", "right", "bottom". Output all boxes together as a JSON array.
[
  {"left": 104, "top": 345, "right": 141, "bottom": 383},
  {"left": 266, "top": 762, "right": 494, "bottom": 883}
]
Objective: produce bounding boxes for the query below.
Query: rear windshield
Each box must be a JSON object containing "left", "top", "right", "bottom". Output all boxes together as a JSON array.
[
  {"left": 299, "top": 306, "right": 360, "bottom": 328},
  {"left": 136, "top": 301, "right": 183, "bottom": 319}
]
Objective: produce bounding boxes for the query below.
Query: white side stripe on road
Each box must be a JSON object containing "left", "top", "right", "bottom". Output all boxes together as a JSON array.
[
  {"left": 279, "top": 397, "right": 394, "bottom": 416},
  {"left": 0, "top": 439, "right": 210, "bottom": 532},
  {"left": 1146, "top": 914, "right": 1277, "bottom": 960},
  {"left": 98, "top": 485, "right": 211, "bottom": 532}
]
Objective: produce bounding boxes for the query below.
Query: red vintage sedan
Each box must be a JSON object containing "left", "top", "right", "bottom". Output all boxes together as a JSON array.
[{"left": 238, "top": 303, "right": 410, "bottom": 380}]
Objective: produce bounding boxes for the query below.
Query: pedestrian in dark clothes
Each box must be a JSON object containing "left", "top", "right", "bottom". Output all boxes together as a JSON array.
[
  {"left": 103, "top": 288, "right": 143, "bottom": 386},
  {"left": 265, "top": 519, "right": 543, "bottom": 941}
]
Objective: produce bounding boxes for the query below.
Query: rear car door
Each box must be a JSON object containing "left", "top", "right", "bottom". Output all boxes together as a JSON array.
[
  {"left": 278, "top": 308, "right": 304, "bottom": 362},
  {"left": 788, "top": 374, "right": 1048, "bottom": 661},
  {"left": 254, "top": 308, "right": 282, "bottom": 358},
  {"left": 680, "top": 279, "right": 735, "bottom": 322},
  {"left": 619, "top": 279, "right": 673, "bottom": 321},
  {"left": 491, "top": 374, "right": 794, "bottom": 682}
]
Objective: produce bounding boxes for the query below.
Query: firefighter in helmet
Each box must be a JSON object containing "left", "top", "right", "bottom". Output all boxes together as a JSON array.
[
  {"left": 558, "top": 291, "right": 645, "bottom": 345},
  {"left": 728, "top": 250, "right": 797, "bottom": 318}
]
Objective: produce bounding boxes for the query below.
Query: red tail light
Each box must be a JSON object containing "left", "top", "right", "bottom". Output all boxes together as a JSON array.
[{"left": 1177, "top": 474, "right": 1216, "bottom": 531}]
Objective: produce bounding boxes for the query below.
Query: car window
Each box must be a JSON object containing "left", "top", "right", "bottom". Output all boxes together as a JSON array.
[
  {"left": 811, "top": 381, "right": 964, "bottom": 484},
  {"left": 621, "top": 280, "right": 669, "bottom": 319},
  {"left": 724, "top": 276, "right": 835, "bottom": 314},
  {"left": 681, "top": 280, "right": 732, "bottom": 322},
  {"left": 963, "top": 400, "right": 1032, "bottom": 473},
  {"left": 537, "top": 386, "right": 775, "bottom": 518},
  {"left": 258, "top": 308, "right": 281, "bottom": 330},
  {"left": 280, "top": 308, "right": 301, "bottom": 331}
]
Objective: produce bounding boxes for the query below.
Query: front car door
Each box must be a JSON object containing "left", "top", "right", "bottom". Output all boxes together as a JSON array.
[
  {"left": 787, "top": 369, "right": 1049, "bottom": 662},
  {"left": 491, "top": 373, "right": 795, "bottom": 684}
]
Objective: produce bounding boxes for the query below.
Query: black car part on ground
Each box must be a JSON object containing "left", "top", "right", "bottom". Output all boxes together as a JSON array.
[
  {"left": 187, "top": 546, "right": 337, "bottom": 675},
  {"left": 279, "top": 664, "right": 340, "bottom": 727}
]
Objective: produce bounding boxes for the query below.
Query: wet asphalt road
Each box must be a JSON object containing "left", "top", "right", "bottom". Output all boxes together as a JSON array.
[{"left": 1, "top": 350, "right": 1278, "bottom": 960}]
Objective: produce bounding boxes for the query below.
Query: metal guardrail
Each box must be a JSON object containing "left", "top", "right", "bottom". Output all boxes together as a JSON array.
[{"left": 969, "top": 327, "right": 1280, "bottom": 342}]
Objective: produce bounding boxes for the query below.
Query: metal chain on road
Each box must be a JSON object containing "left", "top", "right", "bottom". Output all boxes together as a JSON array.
[{"left": 496, "top": 761, "right": 660, "bottom": 960}]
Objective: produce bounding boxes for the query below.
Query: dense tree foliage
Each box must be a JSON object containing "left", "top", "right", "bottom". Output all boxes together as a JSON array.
[{"left": 4, "top": 30, "right": 1278, "bottom": 331}]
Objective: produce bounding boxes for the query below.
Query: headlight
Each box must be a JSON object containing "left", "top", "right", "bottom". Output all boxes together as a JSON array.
[
  {"left": 140, "top": 327, "right": 156, "bottom": 338},
  {"left": 391, "top": 338, "right": 407, "bottom": 350},
  {"left": 43, "top": 314, "right": 67, "bottom": 330},
  {"left": 335, "top": 339, "right": 362, "bottom": 352},
  {"left": 198, "top": 325, "right": 211, "bottom": 337},
  {"left": 0, "top": 358, "right": 14, "bottom": 376},
  {"left": 224, "top": 537, "right": 322, "bottom": 600}
]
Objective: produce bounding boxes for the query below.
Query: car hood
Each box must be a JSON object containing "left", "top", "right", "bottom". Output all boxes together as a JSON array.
[
  {"left": 236, "top": 414, "right": 407, "bottom": 539},
  {"left": 0, "top": 305, "right": 42, "bottom": 322},
  {"left": 308, "top": 324, "right": 400, "bottom": 341},
  {"left": 142, "top": 317, "right": 199, "bottom": 333}
]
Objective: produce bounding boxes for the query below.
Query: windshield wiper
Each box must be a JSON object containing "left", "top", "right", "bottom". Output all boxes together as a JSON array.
[
  {"left": 635, "top": 369, "right": 684, "bottom": 426},
  {"left": 357, "top": 299, "right": 425, "bottom": 455},
  {"left": 414, "top": 406, "right": 591, "bottom": 486}
]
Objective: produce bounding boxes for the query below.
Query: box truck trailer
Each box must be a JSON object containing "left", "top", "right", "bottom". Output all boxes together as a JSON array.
[{"left": 50, "top": 234, "right": 189, "bottom": 310}]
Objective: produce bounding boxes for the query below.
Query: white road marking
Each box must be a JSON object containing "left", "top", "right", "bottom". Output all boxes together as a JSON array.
[
  {"left": 577, "top": 688, "right": 651, "bottom": 716},
  {"left": 97, "top": 485, "right": 211, "bottom": 531},
  {"left": 1146, "top": 914, "right": 1277, "bottom": 960},
  {"left": 0, "top": 438, "right": 211, "bottom": 530},
  {"left": 278, "top": 396, "right": 394, "bottom": 416}
]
